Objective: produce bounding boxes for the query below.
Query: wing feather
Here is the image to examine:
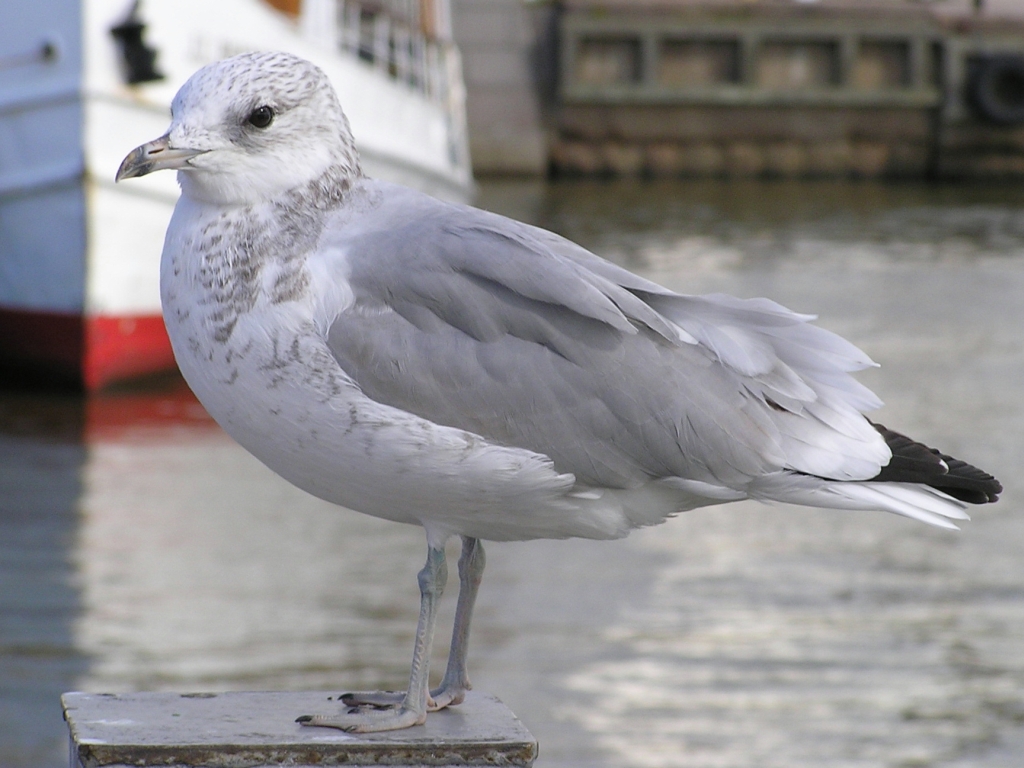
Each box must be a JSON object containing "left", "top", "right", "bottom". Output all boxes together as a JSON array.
[{"left": 322, "top": 182, "right": 891, "bottom": 494}]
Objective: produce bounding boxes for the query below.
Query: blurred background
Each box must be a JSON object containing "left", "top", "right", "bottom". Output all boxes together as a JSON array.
[{"left": 3, "top": 1, "right": 1024, "bottom": 767}]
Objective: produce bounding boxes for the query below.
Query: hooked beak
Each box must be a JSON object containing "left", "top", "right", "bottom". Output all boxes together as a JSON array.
[{"left": 115, "top": 135, "right": 207, "bottom": 181}]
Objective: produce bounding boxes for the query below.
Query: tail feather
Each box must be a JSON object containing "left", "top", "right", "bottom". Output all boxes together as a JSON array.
[
  {"left": 749, "top": 473, "right": 970, "bottom": 530},
  {"left": 871, "top": 422, "right": 1002, "bottom": 504}
]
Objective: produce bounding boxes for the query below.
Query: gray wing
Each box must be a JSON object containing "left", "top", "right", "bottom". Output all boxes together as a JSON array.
[{"left": 323, "top": 183, "right": 889, "bottom": 491}]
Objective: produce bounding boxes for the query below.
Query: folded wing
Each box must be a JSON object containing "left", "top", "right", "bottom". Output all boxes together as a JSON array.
[{"left": 324, "top": 184, "right": 894, "bottom": 498}]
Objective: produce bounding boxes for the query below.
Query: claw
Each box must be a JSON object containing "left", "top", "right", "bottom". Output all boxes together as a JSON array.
[{"left": 297, "top": 706, "right": 426, "bottom": 733}]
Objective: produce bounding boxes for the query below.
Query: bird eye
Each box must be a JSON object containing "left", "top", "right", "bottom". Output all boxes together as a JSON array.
[{"left": 247, "top": 105, "right": 274, "bottom": 129}]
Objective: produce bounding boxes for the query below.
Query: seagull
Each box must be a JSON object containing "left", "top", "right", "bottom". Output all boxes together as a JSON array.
[{"left": 116, "top": 51, "right": 1001, "bottom": 733}]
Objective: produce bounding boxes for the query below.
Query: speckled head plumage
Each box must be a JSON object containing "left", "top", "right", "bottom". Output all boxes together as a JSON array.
[{"left": 117, "top": 51, "right": 362, "bottom": 206}]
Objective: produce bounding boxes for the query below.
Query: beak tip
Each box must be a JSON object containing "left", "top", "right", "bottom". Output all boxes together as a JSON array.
[
  {"left": 116, "top": 146, "right": 150, "bottom": 182},
  {"left": 115, "top": 166, "right": 141, "bottom": 183}
]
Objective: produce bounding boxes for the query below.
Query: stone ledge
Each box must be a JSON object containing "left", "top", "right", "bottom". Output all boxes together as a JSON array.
[{"left": 62, "top": 690, "right": 537, "bottom": 768}]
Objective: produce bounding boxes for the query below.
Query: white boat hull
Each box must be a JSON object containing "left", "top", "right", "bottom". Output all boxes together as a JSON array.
[{"left": 0, "top": 0, "right": 471, "bottom": 388}]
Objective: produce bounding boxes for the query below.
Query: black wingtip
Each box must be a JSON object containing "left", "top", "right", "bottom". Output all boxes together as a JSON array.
[
  {"left": 871, "top": 422, "right": 1002, "bottom": 504},
  {"left": 296, "top": 715, "right": 313, "bottom": 724}
]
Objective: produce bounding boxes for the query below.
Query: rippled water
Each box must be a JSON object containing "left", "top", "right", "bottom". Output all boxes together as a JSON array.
[{"left": 2, "top": 180, "right": 1023, "bottom": 768}]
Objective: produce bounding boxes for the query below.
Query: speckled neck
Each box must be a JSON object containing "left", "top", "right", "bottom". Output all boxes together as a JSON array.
[{"left": 176, "top": 166, "right": 355, "bottom": 344}]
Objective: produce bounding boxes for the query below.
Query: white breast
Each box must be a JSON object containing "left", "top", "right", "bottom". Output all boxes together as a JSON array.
[{"left": 159, "top": 202, "right": 657, "bottom": 544}]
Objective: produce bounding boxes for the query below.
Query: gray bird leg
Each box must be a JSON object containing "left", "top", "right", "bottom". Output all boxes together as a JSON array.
[
  {"left": 337, "top": 536, "right": 485, "bottom": 713},
  {"left": 431, "top": 536, "right": 484, "bottom": 708},
  {"left": 298, "top": 544, "right": 448, "bottom": 732}
]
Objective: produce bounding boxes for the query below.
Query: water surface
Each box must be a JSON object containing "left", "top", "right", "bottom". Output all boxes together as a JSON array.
[{"left": 2, "top": 179, "right": 1022, "bottom": 767}]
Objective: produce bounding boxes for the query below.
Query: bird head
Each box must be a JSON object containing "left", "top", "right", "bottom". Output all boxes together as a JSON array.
[{"left": 116, "top": 51, "right": 361, "bottom": 205}]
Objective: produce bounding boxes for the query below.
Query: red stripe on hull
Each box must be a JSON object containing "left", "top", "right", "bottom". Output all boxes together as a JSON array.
[
  {"left": 0, "top": 307, "right": 177, "bottom": 390},
  {"left": 84, "top": 314, "right": 177, "bottom": 390}
]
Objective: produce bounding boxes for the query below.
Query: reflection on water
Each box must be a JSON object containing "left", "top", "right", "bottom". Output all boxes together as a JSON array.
[
  {"left": 0, "top": 393, "right": 87, "bottom": 768},
  {"left": 2, "top": 180, "right": 1023, "bottom": 768}
]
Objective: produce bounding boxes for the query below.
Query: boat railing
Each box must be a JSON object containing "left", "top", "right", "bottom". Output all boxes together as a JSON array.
[{"left": 299, "top": 0, "right": 470, "bottom": 173}]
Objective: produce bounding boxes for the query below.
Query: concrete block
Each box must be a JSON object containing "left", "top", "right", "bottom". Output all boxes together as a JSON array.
[
  {"left": 887, "top": 142, "right": 929, "bottom": 176},
  {"left": 764, "top": 141, "right": 807, "bottom": 177},
  {"left": 973, "top": 152, "right": 1024, "bottom": 177},
  {"left": 559, "top": 105, "right": 613, "bottom": 141},
  {"left": 726, "top": 142, "right": 765, "bottom": 176},
  {"left": 63, "top": 691, "right": 537, "bottom": 767},
  {"left": 646, "top": 142, "right": 682, "bottom": 176},
  {"left": 550, "top": 140, "right": 604, "bottom": 174},
  {"left": 807, "top": 140, "right": 852, "bottom": 175},
  {"left": 603, "top": 142, "right": 645, "bottom": 175},
  {"left": 679, "top": 142, "right": 725, "bottom": 175},
  {"left": 850, "top": 141, "right": 890, "bottom": 177}
]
